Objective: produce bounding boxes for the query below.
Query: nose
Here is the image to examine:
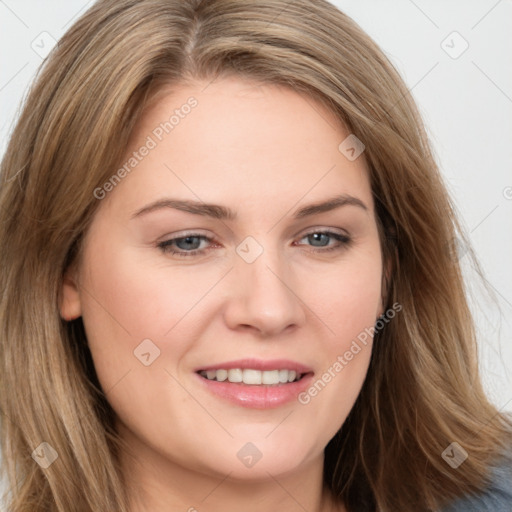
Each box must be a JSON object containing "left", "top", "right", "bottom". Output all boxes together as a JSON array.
[{"left": 222, "top": 243, "right": 306, "bottom": 337}]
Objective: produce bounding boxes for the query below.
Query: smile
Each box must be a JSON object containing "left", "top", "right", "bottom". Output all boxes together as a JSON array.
[{"left": 197, "top": 368, "right": 305, "bottom": 385}]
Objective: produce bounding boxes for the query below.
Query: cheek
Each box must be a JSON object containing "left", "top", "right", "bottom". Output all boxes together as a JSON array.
[
  {"left": 308, "top": 249, "right": 383, "bottom": 348},
  {"left": 78, "top": 234, "right": 232, "bottom": 390},
  {"left": 80, "top": 237, "right": 200, "bottom": 334},
  {"left": 296, "top": 250, "right": 382, "bottom": 424}
]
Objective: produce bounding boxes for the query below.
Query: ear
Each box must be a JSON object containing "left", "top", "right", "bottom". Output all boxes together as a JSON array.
[{"left": 59, "top": 266, "right": 82, "bottom": 321}]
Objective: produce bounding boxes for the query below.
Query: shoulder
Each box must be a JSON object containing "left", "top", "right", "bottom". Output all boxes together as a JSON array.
[{"left": 440, "top": 453, "right": 512, "bottom": 511}]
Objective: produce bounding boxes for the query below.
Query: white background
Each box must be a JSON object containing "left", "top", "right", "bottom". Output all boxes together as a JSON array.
[{"left": 0, "top": 0, "right": 511, "bottom": 454}]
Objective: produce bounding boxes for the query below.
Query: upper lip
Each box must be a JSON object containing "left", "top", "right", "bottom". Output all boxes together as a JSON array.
[{"left": 195, "top": 358, "right": 314, "bottom": 374}]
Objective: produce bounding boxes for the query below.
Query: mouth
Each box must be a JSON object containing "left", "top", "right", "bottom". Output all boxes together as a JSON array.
[
  {"left": 196, "top": 368, "right": 311, "bottom": 386},
  {"left": 193, "top": 358, "right": 315, "bottom": 408}
]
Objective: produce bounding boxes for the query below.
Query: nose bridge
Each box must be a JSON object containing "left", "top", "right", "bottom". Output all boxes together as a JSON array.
[{"left": 224, "top": 236, "right": 305, "bottom": 335}]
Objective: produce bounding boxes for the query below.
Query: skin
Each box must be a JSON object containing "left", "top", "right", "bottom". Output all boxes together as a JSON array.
[{"left": 60, "top": 75, "right": 385, "bottom": 512}]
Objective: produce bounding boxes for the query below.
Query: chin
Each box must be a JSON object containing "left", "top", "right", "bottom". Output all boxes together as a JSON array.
[{"left": 194, "top": 433, "right": 318, "bottom": 481}]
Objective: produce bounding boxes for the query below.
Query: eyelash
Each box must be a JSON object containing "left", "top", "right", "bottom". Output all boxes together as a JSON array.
[{"left": 157, "top": 230, "right": 351, "bottom": 258}]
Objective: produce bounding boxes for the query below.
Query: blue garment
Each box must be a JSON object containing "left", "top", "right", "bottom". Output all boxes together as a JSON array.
[{"left": 441, "top": 455, "right": 512, "bottom": 511}]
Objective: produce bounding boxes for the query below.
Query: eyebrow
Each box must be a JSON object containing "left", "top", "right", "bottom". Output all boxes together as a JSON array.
[{"left": 130, "top": 193, "right": 368, "bottom": 221}]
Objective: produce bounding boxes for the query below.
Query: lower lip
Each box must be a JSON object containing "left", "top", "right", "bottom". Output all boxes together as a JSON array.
[{"left": 195, "top": 372, "right": 315, "bottom": 409}]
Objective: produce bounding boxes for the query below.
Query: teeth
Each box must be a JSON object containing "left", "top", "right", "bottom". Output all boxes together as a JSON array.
[
  {"left": 243, "top": 369, "right": 262, "bottom": 385},
  {"left": 215, "top": 369, "right": 228, "bottom": 382},
  {"left": 200, "top": 368, "right": 303, "bottom": 385},
  {"left": 228, "top": 369, "right": 243, "bottom": 383},
  {"left": 262, "top": 369, "right": 279, "bottom": 385}
]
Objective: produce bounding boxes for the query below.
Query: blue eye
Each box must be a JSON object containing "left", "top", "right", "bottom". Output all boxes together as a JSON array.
[
  {"left": 158, "top": 235, "right": 211, "bottom": 257},
  {"left": 157, "top": 230, "right": 351, "bottom": 258},
  {"left": 298, "top": 231, "right": 350, "bottom": 251}
]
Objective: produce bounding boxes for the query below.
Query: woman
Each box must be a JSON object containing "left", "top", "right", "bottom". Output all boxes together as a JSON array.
[{"left": 0, "top": 1, "right": 510, "bottom": 511}]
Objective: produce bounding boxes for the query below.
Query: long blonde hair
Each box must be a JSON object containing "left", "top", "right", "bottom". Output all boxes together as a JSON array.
[{"left": 0, "top": 1, "right": 510, "bottom": 510}]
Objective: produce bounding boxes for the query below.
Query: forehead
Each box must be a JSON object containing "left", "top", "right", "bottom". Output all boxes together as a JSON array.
[{"left": 104, "top": 76, "right": 373, "bottom": 219}]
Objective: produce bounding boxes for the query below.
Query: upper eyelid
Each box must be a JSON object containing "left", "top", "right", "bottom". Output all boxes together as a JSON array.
[{"left": 162, "top": 225, "right": 350, "bottom": 241}]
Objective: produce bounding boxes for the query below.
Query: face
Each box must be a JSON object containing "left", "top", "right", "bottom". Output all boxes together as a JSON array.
[{"left": 61, "top": 75, "right": 384, "bottom": 481}]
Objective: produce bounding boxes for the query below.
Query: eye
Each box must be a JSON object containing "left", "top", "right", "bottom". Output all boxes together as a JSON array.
[
  {"left": 157, "top": 229, "right": 351, "bottom": 258},
  {"left": 295, "top": 230, "right": 351, "bottom": 253},
  {"left": 158, "top": 234, "right": 214, "bottom": 257}
]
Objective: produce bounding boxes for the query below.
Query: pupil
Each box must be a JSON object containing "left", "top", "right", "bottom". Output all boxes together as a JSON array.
[
  {"left": 177, "top": 236, "right": 200, "bottom": 250},
  {"left": 310, "top": 233, "right": 329, "bottom": 247}
]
